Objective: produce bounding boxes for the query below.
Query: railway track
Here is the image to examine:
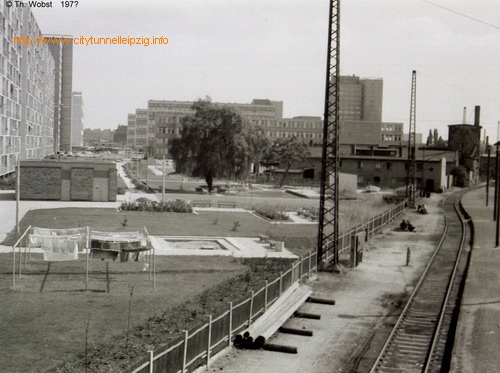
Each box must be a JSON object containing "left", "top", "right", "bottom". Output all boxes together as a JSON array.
[{"left": 370, "top": 191, "right": 471, "bottom": 373}]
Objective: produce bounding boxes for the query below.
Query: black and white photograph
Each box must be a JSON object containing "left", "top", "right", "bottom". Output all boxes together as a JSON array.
[{"left": 0, "top": 0, "right": 499, "bottom": 371}]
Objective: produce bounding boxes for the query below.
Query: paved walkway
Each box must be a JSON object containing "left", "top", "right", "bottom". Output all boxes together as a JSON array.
[{"left": 451, "top": 185, "right": 500, "bottom": 372}]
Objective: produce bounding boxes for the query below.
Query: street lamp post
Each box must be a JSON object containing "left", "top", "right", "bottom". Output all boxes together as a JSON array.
[
  {"left": 486, "top": 144, "right": 491, "bottom": 206},
  {"left": 495, "top": 142, "right": 500, "bottom": 246}
]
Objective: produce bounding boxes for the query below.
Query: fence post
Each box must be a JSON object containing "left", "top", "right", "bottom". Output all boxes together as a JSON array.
[
  {"left": 279, "top": 272, "right": 283, "bottom": 296},
  {"left": 249, "top": 291, "right": 254, "bottom": 326},
  {"left": 299, "top": 256, "right": 303, "bottom": 284},
  {"left": 182, "top": 330, "right": 188, "bottom": 373},
  {"left": 148, "top": 350, "right": 154, "bottom": 373},
  {"left": 308, "top": 254, "right": 311, "bottom": 278},
  {"left": 264, "top": 281, "right": 268, "bottom": 311},
  {"left": 228, "top": 302, "right": 233, "bottom": 347},
  {"left": 206, "top": 315, "right": 212, "bottom": 368},
  {"left": 12, "top": 245, "right": 15, "bottom": 290}
]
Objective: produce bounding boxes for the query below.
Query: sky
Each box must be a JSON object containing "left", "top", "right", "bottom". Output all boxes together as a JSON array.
[{"left": 31, "top": 0, "right": 499, "bottom": 141}]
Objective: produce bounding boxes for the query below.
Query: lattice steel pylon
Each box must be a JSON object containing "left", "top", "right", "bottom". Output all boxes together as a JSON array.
[
  {"left": 317, "top": 0, "right": 340, "bottom": 269},
  {"left": 406, "top": 70, "right": 417, "bottom": 207}
]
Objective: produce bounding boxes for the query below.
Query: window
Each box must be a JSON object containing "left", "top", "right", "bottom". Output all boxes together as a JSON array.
[
  {"left": 374, "top": 176, "right": 381, "bottom": 183},
  {"left": 386, "top": 162, "right": 392, "bottom": 170},
  {"left": 375, "top": 162, "right": 381, "bottom": 169},
  {"left": 358, "top": 161, "right": 363, "bottom": 169}
]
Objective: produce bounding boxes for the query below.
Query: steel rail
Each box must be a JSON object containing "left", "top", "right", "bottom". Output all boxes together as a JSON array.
[{"left": 423, "top": 195, "right": 467, "bottom": 372}]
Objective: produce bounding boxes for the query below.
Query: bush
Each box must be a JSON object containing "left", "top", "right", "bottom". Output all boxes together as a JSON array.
[
  {"left": 120, "top": 199, "right": 193, "bottom": 213},
  {"left": 254, "top": 206, "right": 290, "bottom": 221},
  {"left": 296, "top": 207, "right": 319, "bottom": 221},
  {"left": 382, "top": 194, "right": 405, "bottom": 204},
  {"left": 0, "top": 175, "right": 16, "bottom": 190}
]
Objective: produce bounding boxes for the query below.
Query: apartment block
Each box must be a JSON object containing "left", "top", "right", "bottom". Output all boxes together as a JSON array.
[
  {"left": 128, "top": 99, "right": 284, "bottom": 157},
  {"left": 1, "top": 5, "right": 62, "bottom": 177}
]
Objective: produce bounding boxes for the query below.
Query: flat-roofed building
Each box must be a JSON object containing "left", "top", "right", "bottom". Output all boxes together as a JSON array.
[{"left": 1, "top": 6, "right": 65, "bottom": 177}]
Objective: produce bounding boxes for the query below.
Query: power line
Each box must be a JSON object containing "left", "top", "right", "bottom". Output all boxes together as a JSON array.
[{"left": 421, "top": 0, "right": 500, "bottom": 30}]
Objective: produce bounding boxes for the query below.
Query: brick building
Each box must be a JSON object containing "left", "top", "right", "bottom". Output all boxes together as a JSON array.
[{"left": 20, "top": 160, "right": 117, "bottom": 201}]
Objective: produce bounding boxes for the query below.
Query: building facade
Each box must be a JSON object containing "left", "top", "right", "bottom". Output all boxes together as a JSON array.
[
  {"left": 128, "top": 99, "right": 284, "bottom": 156},
  {"left": 71, "top": 91, "right": 84, "bottom": 148},
  {"left": 1, "top": 5, "right": 65, "bottom": 178},
  {"left": 339, "top": 75, "right": 383, "bottom": 122},
  {"left": 48, "top": 34, "right": 73, "bottom": 154},
  {"left": 83, "top": 128, "right": 115, "bottom": 148},
  {"left": 20, "top": 159, "right": 117, "bottom": 201}
]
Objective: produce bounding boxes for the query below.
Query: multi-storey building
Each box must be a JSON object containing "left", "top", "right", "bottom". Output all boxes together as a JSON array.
[
  {"left": 126, "top": 76, "right": 404, "bottom": 158},
  {"left": 71, "top": 91, "right": 84, "bottom": 148},
  {"left": 83, "top": 128, "right": 115, "bottom": 148},
  {"left": 135, "top": 109, "right": 148, "bottom": 149},
  {"left": 128, "top": 99, "right": 284, "bottom": 156},
  {"left": 1, "top": 5, "right": 67, "bottom": 177},
  {"left": 127, "top": 114, "right": 136, "bottom": 148},
  {"left": 339, "top": 75, "right": 383, "bottom": 122},
  {"left": 249, "top": 116, "right": 323, "bottom": 145}
]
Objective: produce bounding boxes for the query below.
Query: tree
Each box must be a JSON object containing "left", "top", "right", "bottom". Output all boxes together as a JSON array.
[
  {"left": 265, "top": 136, "right": 310, "bottom": 186},
  {"left": 450, "top": 165, "right": 469, "bottom": 187},
  {"left": 169, "top": 98, "right": 269, "bottom": 192}
]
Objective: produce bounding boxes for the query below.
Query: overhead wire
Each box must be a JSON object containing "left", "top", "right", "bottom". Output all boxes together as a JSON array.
[{"left": 421, "top": 0, "right": 500, "bottom": 30}]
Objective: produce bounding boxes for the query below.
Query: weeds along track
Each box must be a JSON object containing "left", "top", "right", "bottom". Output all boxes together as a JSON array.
[{"left": 370, "top": 191, "right": 470, "bottom": 373}]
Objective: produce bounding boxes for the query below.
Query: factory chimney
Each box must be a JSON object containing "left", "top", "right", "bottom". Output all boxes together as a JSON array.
[{"left": 474, "top": 106, "right": 480, "bottom": 126}]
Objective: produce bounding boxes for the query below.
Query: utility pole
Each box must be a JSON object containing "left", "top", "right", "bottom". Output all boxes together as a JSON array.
[
  {"left": 486, "top": 136, "right": 490, "bottom": 206},
  {"left": 406, "top": 70, "right": 417, "bottom": 208},
  {"left": 317, "top": 0, "right": 340, "bottom": 269},
  {"left": 162, "top": 155, "right": 166, "bottom": 203}
]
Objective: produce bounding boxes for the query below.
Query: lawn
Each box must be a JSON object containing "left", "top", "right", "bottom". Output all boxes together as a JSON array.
[
  {"left": 0, "top": 208, "right": 315, "bottom": 372},
  {"left": 3, "top": 207, "right": 319, "bottom": 257}
]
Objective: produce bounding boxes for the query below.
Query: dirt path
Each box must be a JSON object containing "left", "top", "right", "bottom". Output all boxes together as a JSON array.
[{"left": 202, "top": 193, "right": 447, "bottom": 372}]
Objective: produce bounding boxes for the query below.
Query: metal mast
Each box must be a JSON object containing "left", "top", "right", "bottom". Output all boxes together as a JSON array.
[
  {"left": 317, "top": 0, "right": 340, "bottom": 268},
  {"left": 406, "top": 70, "right": 417, "bottom": 207}
]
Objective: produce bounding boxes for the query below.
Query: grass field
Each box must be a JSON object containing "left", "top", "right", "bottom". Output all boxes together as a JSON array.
[{"left": 0, "top": 195, "right": 396, "bottom": 372}]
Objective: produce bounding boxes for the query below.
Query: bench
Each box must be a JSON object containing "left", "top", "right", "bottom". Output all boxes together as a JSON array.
[
  {"left": 192, "top": 200, "right": 212, "bottom": 207},
  {"left": 217, "top": 201, "right": 237, "bottom": 208}
]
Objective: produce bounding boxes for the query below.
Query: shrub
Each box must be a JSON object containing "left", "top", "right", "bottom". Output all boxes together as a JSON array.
[
  {"left": 382, "top": 194, "right": 405, "bottom": 204},
  {"left": 120, "top": 199, "right": 193, "bottom": 213},
  {"left": 296, "top": 207, "right": 319, "bottom": 221},
  {"left": 0, "top": 175, "right": 16, "bottom": 190},
  {"left": 254, "top": 206, "right": 290, "bottom": 221}
]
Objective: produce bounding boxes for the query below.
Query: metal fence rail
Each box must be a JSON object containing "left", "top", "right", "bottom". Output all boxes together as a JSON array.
[
  {"left": 128, "top": 251, "right": 317, "bottom": 373},
  {"left": 323, "top": 200, "right": 406, "bottom": 264}
]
